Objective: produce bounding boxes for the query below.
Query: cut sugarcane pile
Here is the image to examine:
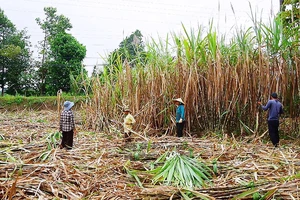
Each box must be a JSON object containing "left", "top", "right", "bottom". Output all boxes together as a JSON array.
[{"left": 0, "top": 110, "right": 299, "bottom": 199}]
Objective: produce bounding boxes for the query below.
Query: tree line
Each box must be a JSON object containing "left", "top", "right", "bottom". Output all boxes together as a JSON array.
[
  {"left": 0, "top": 7, "right": 88, "bottom": 96},
  {"left": 0, "top": 6, "right": 147, "bottom": 97}
]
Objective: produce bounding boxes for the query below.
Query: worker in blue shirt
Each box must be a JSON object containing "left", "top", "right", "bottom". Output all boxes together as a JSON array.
[
  {"left": 173, "top": 98, "right": 185, "bottom": 137},
  {"left": 258, "top": 92, "right": 283, "bottom": 147}
]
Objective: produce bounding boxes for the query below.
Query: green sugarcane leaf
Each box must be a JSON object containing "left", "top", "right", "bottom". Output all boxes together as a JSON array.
[
  {"left": 5, "top": 152, "right": 17, "bottom": 163},
  {"left": 183, "top": 161, "right": 204, "bottom": 186},
  {"left": 166, "top": 157, "right": 177, "bottom": 184},
  {"left": 232, "top": 188, "right": 259, "bottom": 200},
  {"left": 176, "top": 158, "right": 189, "bottom": 187},
  {"left": 129, "top": 170, "right": 143, "bottom": 188},
  {"left": 153, "top": 159, "right": 175, "bottom": 183},
  {"left": 190, "top": 161, "right": 212, "bottom": 178},
  {"left": 186, "top": 159, "right": 208, "bottom": 186},
  {"left": 154, "top": 152, "right": 167, "bottom": 164},
  {"left": 260, "top": 188, "right": 277, "bottom": 200},
  {"left": 184, "top": 158, "right": 209, "bottom": 180},
  {"left": 40, "top": 150, "right": 52, "bottom": 161},
  {"left": 182, "top": 189, "right": 216, "bottom": 200},
  {"left": 182, "top": 159, "right": 197, "bottom": 182},
  {"left": 179, "top": 190, "right": 192, "bottom": 200},
  {"left": 152, "top": 152, "right": 212, "bottom": 188},
  {"left": 179, "top": 157, "right": 191, "bottom": 185}
]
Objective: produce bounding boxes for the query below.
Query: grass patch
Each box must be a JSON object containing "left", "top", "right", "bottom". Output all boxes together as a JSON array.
[{"left": 0, "top": 95, "right": 86, "bottom": 110}]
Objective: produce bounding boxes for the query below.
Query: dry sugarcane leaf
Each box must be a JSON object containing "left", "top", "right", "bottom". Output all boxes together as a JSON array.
[
  {"left": 8, "top": 175, "right": 18, "bottom": 200},
  {"left": 1, "top": 110, "right": 299, "bottom": 199}
]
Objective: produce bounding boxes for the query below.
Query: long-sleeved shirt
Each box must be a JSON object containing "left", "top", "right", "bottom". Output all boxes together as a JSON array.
[
  {"left": 261, "top": 99, "right": 283, "bottom": 121},
  {"left": 60, "top": 110, "right": 75, "bottom": 132},
  {"left": 175, "top": 104, "right": 185, "bottom": 122},
  {"left": 123, "top": 113, "right": 136, "bottom": 133}
]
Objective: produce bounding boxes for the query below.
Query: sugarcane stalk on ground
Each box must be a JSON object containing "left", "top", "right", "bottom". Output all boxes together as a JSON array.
[{"left": 1, "top": 110, "right": 299, "bottom": 199}]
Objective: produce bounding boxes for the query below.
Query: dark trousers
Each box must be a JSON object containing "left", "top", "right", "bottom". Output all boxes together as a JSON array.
[
  {"left": 61, "top": 130, "right": 74, "bottom": 149},
  {"left": 268, "top": 120, "right": 279, "bottom": 146},
  {"left": 176, "top": 122, "right": 185, "bottom": 137},
  {"left": 124, "top": 132, "right": 132, "bottom": 142}
]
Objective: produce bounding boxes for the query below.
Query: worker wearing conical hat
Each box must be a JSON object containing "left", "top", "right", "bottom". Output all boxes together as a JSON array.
[
  {"left": 59, "top": 101, "right": 76, "bottom": 149},
  {"left": 173, "top": 98, "right": 185, "bottom": 137}
]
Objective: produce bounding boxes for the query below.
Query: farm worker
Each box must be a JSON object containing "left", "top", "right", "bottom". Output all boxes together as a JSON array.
[
  {"left": 59, "top": 101, "right": 76, "bottom": 149},
  {"left": 123, "top": 108, "right": 136, "bottom": 143},
  {"left": 258, "top": 92, "right": 283, "bottom": 147},
  {"left": 173, "top": 98, "right": 185, "bottom": 137}
]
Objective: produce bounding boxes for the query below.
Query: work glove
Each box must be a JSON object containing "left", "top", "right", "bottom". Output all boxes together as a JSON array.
[{"left": 179, "top": 118, "right": 183, "bottom": 123}]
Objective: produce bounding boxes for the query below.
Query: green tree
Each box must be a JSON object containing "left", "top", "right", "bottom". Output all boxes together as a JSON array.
[
  {"left": 278, "top": 0, "right": 300, "bottom": 38},
  {"left": 5, "top": 30, "right": 35, "bottom": 95},
  {"left": 45, "top": 32, "right": 86, "bottom": 94},
  {"left": 118, "top": 29, "right": 145, "bottom": 65},
  {"left": 105, "top": 30, "right": 146, "bottom": 75},
  {"left": 0, "top": 9, "right": 33, "bottom": 96},
  {"left": 36, "top": 7, "right": 72, "bottom": 94}
]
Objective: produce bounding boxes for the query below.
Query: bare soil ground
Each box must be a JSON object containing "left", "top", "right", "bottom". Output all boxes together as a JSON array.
[{"left": 0, "top": 110, "right": 299, "bottom": 199}]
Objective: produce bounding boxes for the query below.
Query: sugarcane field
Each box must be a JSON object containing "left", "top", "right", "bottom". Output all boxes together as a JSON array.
[
  {"left": 1, "top": 1, "right": 300, "bottom": 199},
  {"left": 0, "top": 94, "right": 299, "bottom": 200}
]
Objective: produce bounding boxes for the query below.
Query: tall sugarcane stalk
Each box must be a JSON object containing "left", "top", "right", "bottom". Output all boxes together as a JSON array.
[
  {"left": 81, "top": 17, "right": 300, "bottom": 137},
  {"left": 57, "top": 89, "right": 62, "bottom": 119}
]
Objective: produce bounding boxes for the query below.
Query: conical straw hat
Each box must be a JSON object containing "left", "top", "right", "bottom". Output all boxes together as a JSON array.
[{"left": 173, "top": 98, "right": 184, "bottom": 104}]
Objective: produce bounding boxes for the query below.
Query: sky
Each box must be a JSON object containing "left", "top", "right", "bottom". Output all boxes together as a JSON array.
[{"left": 0, "top": 0, "right": 279, "bottom": 74}]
